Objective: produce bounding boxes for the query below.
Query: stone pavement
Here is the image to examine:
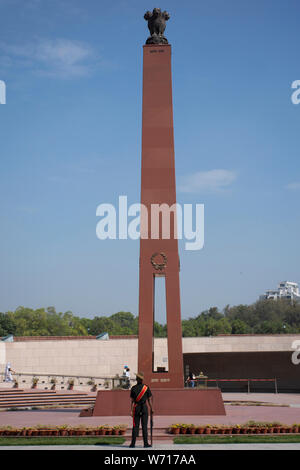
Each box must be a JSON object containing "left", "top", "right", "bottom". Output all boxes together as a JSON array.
[
  {"left": 1, "top": 393, "right": 300, "bottom": 429},
  {"left": 223, "top": 392, "right": 300, "bottom": 406}
]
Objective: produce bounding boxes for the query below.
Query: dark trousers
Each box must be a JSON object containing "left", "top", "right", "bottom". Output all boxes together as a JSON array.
[{"left": 131, "top": 403, "right": 149, "bottom": 446}]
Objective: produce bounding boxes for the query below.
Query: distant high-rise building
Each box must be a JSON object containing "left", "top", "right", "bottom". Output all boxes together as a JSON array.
[{"left": 260, "top": 281, "right": 300, "bottom": 303}]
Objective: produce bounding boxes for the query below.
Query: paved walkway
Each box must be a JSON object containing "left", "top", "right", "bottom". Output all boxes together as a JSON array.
[
  {"left": 223, "top": 392, "right": 300, "bottom": 406},
  {"left": 1, "top": 393, "right": 300, "bottom": 429},
  {"left": 1, "top": 405, "right": 300, "bottom": 428}
]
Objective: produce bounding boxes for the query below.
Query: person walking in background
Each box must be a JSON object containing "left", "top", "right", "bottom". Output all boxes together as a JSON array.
[
  {"left": 125, "top": 367, "right": 131, "bottom": 389},
  {"left": 129, "top": 371, "right": 153, "bottom": 448},
  {"left": 122, "top": 365, "right": 130, "bottom": 389},
  {"left": 187, "top": 372, "right": 196, "bottom": 388},
  {"left": 4, "top": 363, "right": 15, "bottom": 382}
]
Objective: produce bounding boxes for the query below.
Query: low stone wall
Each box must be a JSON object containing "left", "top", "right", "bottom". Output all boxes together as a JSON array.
[
  {"left": 1, "top": 334, "right": 300, "bottom": 386},
  {"left": 2, "top": 338, "right": 138, "bottom": 379},
  {"left": 182, "top": 334, "right": 300, "bottom": 353},
  {"left": 0, "top": 342, "right": 5, "bottom": 370}
]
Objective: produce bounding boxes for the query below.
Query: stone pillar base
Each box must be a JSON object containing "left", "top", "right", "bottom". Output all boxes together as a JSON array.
[{"left": 81, "top": 388, "right": 226, "bottom": 416}]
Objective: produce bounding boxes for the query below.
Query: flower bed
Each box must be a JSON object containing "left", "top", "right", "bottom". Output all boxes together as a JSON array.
[
  {"left": 0, "top": 424, "right": 128, "bottom": 437},
  {"left": 168, "top": 422, "right": 300, "bottom": 435}
]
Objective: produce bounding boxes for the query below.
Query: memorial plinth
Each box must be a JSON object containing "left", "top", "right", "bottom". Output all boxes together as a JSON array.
[{"left": 82, "top": 388, "right": 225, "bottom": 416}]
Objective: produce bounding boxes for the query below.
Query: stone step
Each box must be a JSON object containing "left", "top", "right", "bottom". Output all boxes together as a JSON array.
[
  {"left": 0, "top": 388, "right": 96, "bottom": 408},
  {"left": 0, "top": 396, "right": 95, "bottom": 403},
  {"left": 0, "top": 393, "right": 90, "bottom": 399},
  {"left": 0, "top": 397, "right": 95, "bottom": 404},
  {"left": 0, "top": 389, "right": 56, "bottom": 394},
  {"left": 0, "top": 388, "right": 25, "bottom": 392},
  {"left": 0, "top": 402, "right": 95, "bottom": 409},
  {"left": 0, "top": 402, "right": 95, "bottom": 408}
]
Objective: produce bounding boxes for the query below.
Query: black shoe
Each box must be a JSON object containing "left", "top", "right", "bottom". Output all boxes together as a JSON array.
[
  {"left": 144, "top": 443, "right": 152, "bottom": 448},
  {"left": 129, "top": 443, "right": 135, "bottom": 448}
]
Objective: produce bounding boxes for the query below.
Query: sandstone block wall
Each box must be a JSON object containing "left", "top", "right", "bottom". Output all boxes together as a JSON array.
[{"left": 1, "top": 334, "right": 300, "bottom": 383}]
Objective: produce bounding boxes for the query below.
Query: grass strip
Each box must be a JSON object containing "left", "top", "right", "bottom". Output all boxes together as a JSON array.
[
  {"left": 0, "top": 437, "right": 126, "bottom": 446},
  {"left": 174, "top": 434, "right": 300, "bottom": 444}
]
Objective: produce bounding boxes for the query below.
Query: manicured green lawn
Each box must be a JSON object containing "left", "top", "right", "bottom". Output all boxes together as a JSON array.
[
  {"left": 3, "top": 435, "right": 300, "bottom": 446},
  {"left": 0, "top": 437, "right": 126, "bottom": 446},
  {"left": 174, "top": 435, "right": 300, "bottom": 444}
]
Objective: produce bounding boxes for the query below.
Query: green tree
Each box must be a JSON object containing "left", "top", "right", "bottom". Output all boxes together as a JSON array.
[
  {"left": 153, "top": 321, "right": 167, "bottom": 337},
  {"left": 0, "top": 312, "right": 16, "bottom": 336},
  {"left": 230, "top": 319, "right": 252, "bottom": 334},
  {"left": 110, "top": 312, "right": 136, "bottom": 330},
  {"left": 182, "top": 319, "right": 197, "bottom": 337},
  {"left": 203, "top": 318, "right": 231, "bottom": 336},
  {"left": 88, "top": 316, "right": 115, "bottom": 336}
]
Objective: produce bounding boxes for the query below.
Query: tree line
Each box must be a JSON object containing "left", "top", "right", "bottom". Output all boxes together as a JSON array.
[{"left": 1, "top": 299, "right": 300, "bottom": 338}]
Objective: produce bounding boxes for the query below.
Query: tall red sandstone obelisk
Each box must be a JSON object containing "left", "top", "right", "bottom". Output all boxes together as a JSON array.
[
  {"left": 137, "top": 10, "right": 184, "bottom": 388},
  {"left": 86, "top": 10, "right": 225, "bottom": 417}
]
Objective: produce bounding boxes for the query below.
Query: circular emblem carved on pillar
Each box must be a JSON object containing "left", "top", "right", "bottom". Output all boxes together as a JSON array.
[{"left": 151, "top": 252, "right": 167, "bottom": 271}]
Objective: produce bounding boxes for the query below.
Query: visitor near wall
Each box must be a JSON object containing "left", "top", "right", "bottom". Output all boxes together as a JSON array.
[
  {"left": 187, "top": 372, "right": 196, "bottom": 388},
  {"left": 4, "top": 363, "right": 15, "bottom": 382},
  {"left": 125, "top": 367, "right": 131, "bottom": 388}
]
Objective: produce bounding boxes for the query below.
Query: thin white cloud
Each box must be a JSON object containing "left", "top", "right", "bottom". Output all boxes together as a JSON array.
[
  {"left": 0, "top": 38, "right": 98, "bottom": 78},
  {"left": 18, "top": 206, "right": 38, "bottom": 214},
  {"left": 179, "top": 169, "right": 237, "bottom": 194},
  {"left": 48, "top": 175, "right": 69, "bottom": 184},
  {"left": 285, "top": 182, "right": 300, "bottom": 191}
]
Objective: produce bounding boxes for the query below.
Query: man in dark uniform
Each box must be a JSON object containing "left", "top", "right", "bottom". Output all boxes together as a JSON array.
[{"left": 129, "top": 371, "right": 153, "bottom": 448}]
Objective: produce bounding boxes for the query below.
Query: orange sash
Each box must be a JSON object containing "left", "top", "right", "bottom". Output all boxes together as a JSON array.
[{"left": 132, "top": 385, "right": 148, "bottom": 427}]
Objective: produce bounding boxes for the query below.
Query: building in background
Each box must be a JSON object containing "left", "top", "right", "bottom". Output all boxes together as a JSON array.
[{"left": 260, "top": 281, "right": 300, "bottom": 303}]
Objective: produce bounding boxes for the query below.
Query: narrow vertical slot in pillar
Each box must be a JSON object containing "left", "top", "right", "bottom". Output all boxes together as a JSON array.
[{"left": 153, "top": 275, "right": 169, "bottom": 373}]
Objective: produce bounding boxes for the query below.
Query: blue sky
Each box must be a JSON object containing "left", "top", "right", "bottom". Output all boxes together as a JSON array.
[{"left": 0, "top": 0, "right": 300, "bottom": 322}]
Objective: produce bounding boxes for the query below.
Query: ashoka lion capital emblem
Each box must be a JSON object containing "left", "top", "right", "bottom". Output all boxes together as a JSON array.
[{"left": 144, "top": 8, "right": 170, "bottom": 45}]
